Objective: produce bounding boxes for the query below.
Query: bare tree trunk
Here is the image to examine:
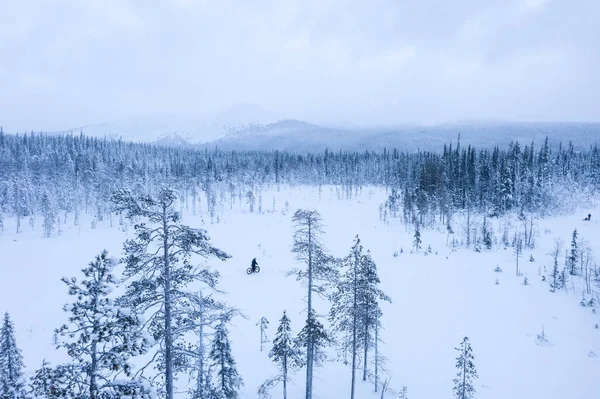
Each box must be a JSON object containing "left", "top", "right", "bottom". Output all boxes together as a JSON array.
[
  {"left": 283, "top": 356, "right": 288, "bottom": 399},
  {"left": 374, "top": 314, "right": 379, "bottom": 392},
  {"left": 306, "top": 220, "right": 313, "bottom": 399},
  {"left": 197, "top": 291, "right": 205, "bottom": 399},
  {"left": 163, "top": 204, "right": 174, "bottom": 399},
  {"left": 363, "top": 317, "right": 368, "bottom": 382},
  {"left": 350, "top": 247, "right": 358, "bottom": 399}
]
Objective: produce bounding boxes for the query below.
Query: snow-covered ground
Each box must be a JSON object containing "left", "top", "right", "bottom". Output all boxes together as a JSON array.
[{"left": 1, "top": 186, "right": 599, "bottom": 399}]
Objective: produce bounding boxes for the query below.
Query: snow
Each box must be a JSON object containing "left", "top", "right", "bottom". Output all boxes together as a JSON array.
[{"left": 1, "top": 186, "right": 599, "bottom": 398}]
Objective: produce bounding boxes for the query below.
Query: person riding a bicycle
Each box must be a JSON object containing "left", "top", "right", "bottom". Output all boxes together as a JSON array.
[{"left": 251, "top": 258, "right": 258, "bottom": 273}]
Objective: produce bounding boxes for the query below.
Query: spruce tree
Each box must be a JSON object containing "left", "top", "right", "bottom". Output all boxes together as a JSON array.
[
  {"left": 569, "top": 229, "right": 579, "bottom": 275},
  {"left": 260, "top": 310, "right": 304, "bottom": 399},
  {"left": 111, "top": 187, "right": 231, "bottom": 399},
  {"left": 413, "top": 223, "right": 422, "bottom": 252},
  {"left": 208, "top": 319, "right": 243, "bottom": 399},
  {"left": 41, "top": 190, "right": 57, "bottom": 237},
  {"left": 453, "top": 337, "right": 478, "bottom": 399},
  {"left": 0, "top": 313, "right": 26, "bottom": 399},
  {"left": 53, "top": 250, "right": 152, "bottom": 399}
]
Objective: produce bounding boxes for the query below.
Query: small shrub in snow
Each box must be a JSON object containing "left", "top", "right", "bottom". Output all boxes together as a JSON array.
[
  {"left": 536, "top": 325, "right": 550, "bottom": 346},
  {"left": 523, "top": 276, "right": 529, "bottom": 285},
  {"left": 494, "top": 266, "right": 502, "bottom": 273}
]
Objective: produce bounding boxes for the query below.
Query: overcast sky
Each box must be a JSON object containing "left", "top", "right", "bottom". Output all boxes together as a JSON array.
[{"left": 1, "top": 0, "right": 598, "bottom": 132}]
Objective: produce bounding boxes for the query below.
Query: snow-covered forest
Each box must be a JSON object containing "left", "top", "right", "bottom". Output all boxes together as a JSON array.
[
  {"left": 2, "top": 130, "right": 600, "bottom": 230},
  {"left": 1, "top": 130, "right": 599, "bottom": 399}
]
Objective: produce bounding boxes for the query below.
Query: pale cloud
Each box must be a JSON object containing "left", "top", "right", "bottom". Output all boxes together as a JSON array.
[{"left": 0, "top": 0, "right": 598, "bottom": 132}]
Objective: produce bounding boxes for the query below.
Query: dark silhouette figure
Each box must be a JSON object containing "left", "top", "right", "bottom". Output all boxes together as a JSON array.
[
  {"left": 251, "top": 258, "right": 258, "bottom": 272},
  {"left": 585, "top": 213, "right": 591, "bottom": 221}
]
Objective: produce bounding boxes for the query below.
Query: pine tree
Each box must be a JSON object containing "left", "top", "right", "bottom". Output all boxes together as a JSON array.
[
  {"left": 260, "top": 310, "right": 304, "bottom": 399},
  {"left": 111, "top": 187, "right": 231, "bottom": 399},
  {"left": 453, "top": 337, "right": 478, "bottom": 399},
  {"left": 52, "top": 250, "right": 152, "bottom": 399},
  {"left": 208, "top": 319, "right": 243, "bottom": 399},
  {"left": 29, "top": 361, "right": 81, "bottom": 398},
  {"left": 569, "top": 229, "right": 579, "bottom": 275},
  {"left": 413, "top": 224, "right": 422, "bottom": 252},
  {"left": 0, "top": 313, "right": 26, "bottom": 399},
  {"left": 289, "top": 209, "right": 336, "bottom": 399}
]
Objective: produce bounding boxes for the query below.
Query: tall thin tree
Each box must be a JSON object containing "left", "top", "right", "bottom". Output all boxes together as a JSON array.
[{"left": 111, "top": 187, "right": 230, "bottom": 399}]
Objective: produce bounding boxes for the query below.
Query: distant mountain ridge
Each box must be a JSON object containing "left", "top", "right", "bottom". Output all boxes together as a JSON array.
[
  {"left": 206, "top": 120, "right": 600, "bottom": 152},
  {"left": 12, "top": 107, "right": 600, "bottom": 152}
]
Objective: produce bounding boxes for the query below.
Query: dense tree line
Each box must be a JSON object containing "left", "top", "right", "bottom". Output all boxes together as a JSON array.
[{"left": 1, "top": 130, "right": 599, "bottom": 235}]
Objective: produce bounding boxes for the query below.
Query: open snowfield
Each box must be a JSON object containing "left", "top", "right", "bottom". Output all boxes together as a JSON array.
[{"left": 1, "top": 186, "right": 599, "bottom": 399}]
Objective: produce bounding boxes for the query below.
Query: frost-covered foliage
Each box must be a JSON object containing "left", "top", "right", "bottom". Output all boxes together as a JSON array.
[
  {"left": 453, "top": 337, "right": 478, "bottom": 399},
  {"left": 46, "top": 250, "right": 153, "bottom": 399},
  {"left": 208, "top": 319, "right": 243, "bottom": 399},
  {"left": 258, "top": 310, "right": 304, "bottom": 399},
  {"left": 288, "top": 209, "right": 336, "bottom": 399},
  {"left": 0, "top": 312, "right": 26, "bottom": 399},
  {"left": 1, "top": 132, "right": 599, "bottom": 237},
  {"left": 184, "top": 292, "right": 243, "bottom": 399},
  {"left": 329, "top": 236, "right": 391, "bottom": 398},
  {"left": 111, "top": 187, "right": 231, "bottom": 399}
]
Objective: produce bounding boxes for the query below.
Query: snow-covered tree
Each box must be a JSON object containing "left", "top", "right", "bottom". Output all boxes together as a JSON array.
[
  {"left": 0, "top": 312, "right": 26, "bottom": 399},
  {"left": 183, "top": 291, "right": 242, "bottom": 399},
  {"left": 413, "top": 224, "right": 422, "bottom": 252},
  {"left": 453, "top": 337, "right": 478, "bottom": 399},
  {"left": 513, "top": 233, "right": 523, "bottom": 276},
  {"left": 549, "top": 239, "right": 562, "bottom": 292},
  {"left": 111, "top": 187, "right": 231, "bottom": 399},
  {"left": 329, "top": 237, "right": 362, "bottom": 399},
  {"left": 246, "top": 191, "right": 255, "bottom": 213},
  {"left": 329, "top": 236, "right": 390, "bottom": 398},
  {"left": 54, "top": 250, "right": 152, "bottom": 399},
  {"left": 257, "top": 317, "right": 269, "bottom": 352},
  {"left": 41, "top": 190, "right": 57, "bottom": 237},
  {"left": 29, "top": 361, "right": 82, "bottom": 398},
  {"left": 569, "top": 229, "right": 579, "bottom": 275},
  {"left": 358, "top": 250, "right": 391, "bottom": 382},
  {"left": 482, "top": 217, "right": 492, "bottom": 249},
  {"left": 208, "top": 319, "right": 243, "bottom": 399},
  {"left": 259, "top": 310, "right": 304, "bottom": 399},
  {"left": 288, "top": 209, "right": 336, "bottom": 399}
]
